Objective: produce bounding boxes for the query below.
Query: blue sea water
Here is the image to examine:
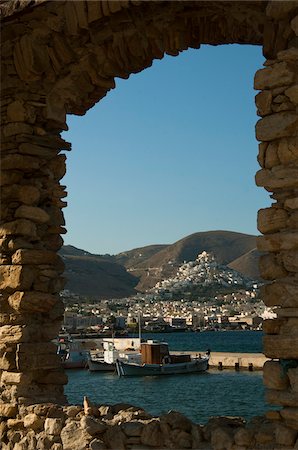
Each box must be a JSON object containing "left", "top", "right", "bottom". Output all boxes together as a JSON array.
[{"left": 65, "top": 331, "right": 272, "bottom": 424}]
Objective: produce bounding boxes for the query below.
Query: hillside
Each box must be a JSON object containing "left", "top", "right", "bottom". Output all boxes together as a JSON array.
[
  {"left": 60, "top": 230, "right": 259, "bottom": 298},
  {"left": 59, "top": 250, "right": 138, "bottom": 299},
  {"left": 228, "top": 248, "right": 262, "bottom": 280},
  {"left": 130, "top": 230, "right": 257, "bottom": 291}
]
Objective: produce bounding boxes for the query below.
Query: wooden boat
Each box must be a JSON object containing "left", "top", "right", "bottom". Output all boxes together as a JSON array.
[{"left": 115, "top": 340, "right": 209, "bottom": 377}]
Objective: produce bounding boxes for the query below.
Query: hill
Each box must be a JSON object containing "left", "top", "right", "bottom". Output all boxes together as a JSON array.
[
  {"left": 130, "top": 230, "right": 257, "bottom": 291},
  {"left": 60, "top": 230, "right": 259, "bottom": 298},
  {"left": 59, "top": 249, "right": 138, "bottom": 299},
  {"left": 228, "top": 248, "right": 262, "bottom": 280}
]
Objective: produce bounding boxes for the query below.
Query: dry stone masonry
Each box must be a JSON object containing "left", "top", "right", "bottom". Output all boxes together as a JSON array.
[{"left": 0, "top": 0, "right": 298, "bottom": 448}]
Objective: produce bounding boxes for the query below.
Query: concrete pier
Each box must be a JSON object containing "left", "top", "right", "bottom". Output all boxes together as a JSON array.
[{"left": 173, "top": 351, "right": 268, "bottom": 370}]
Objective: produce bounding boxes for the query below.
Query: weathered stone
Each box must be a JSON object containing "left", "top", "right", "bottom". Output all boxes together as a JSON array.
[
  {"left": 277, "top": 47, "right": 298, "bottom": 62},
  {"left": 141, "top": 419, "right": 163, "bottom": 447},
  {"left": 121, "top": 421, "right": 143, "bottom": 437},
  {"left": 282, "top": 250, "right": 298, "bottom": 272},
  {"left": 44, "top": 418, "right": 63, "bottom": 435},
  {"left": 265, "top": 409, "right": 281, "bottom": 421},
  {"left": 64, "top": 405, "right": 83, "bottom": 418},
  {"left": 289, "top": 368, "right": 298, "bottom": 393},
  {"left": 255, "top": 422, "right": 275, "bottom": 445},
  {"left": 262, "top": 279, "right": 298, "bottom": 308},
  {"left": 285, "top": 197, "right": 298, "bottom": 210},
  {"left": 256, "top": 112, "right": 298, "bottom": 141},
  {"left": 277, "top": 137, "right": 298, "bottom": 164},
  {"left": 80, "top": 415, "right": 107, "bottom": 436},
  {"left": 255, "top": 90, "right": 272, "bottom": 116},
  {"left": 0, "top": 265, "right": 36, "bottom": 292},
  {"left": 15, "top": 205, "right": 50, "bottom": 224},
  {"left": 210, "top": 426, "right": 234, "bottom": 450},
  {"left": 0, "top": 403, "right": 18, "bottom": 418},
  {"left": 234, "top": 427, "right": 254, "bottom": 447},
  {"left": 291, "top": 15, "right": 298, "bottom": 35},
  {"left": 275, "top": 422, "right": 298, "bottom": 447},
  {"left": 23, "top": 413, "right": 44, "bottom": 431},
  {"left": 160, "top": 410, "right": 192, "bottom": 432},
  {"left": 104, "top": 424, "right": 126, "bottom": 450},
  {"left": 258, "top": 232, "right": 298, "bottom": 252},
  {"left": 1, "top": 371, "right": 31, "bottom": 385},
  {"left": 263, "top": 335, "right": 298, "bottom": 358},
  {"left": 259, "top": 253, "right": 287, "bottom": 280},
  {"left": 89, "top": 438, "right": 106, "bottom": 450},
  {"left": 0, "top": 219, "right": 37, "bottom": 237},
  {"left": 280, "top": 407, "right": 298, "bottom": 428},
  {"left": 3, "top": 123, "right": 33, "bottom": 137},
  {"left": 263, "top": 360, "right": 289, "bottom": 390},
  {"left": 267, "top": 389, "right": 298, "bottom": 407},
  {"left": 1, "top": 184, "right": 40, "bottom": 205},
  {"left": 60, "top": 420, "right": 91, "bottom": 450},
  {"left": 12, "top": 249, "right": 62, "bottom": 266},
  {"left": 8, "top": 291, "right": 58, "bottom": 313},
  {"left": 266, "top": 1, "right": 297, "bottom": 19},
  {"left": 256, "top": 166, "right": 298, "bottom": 190},
  {"left": 285, "top": 84, "right": 298, "bottom": 105},
  {"left": 262, "top": 318, "right": 284, "bottom": 333},
  {"left": 1, "top": 154, "right": 41, "bottom": 171},
  {"left": 7, "top": 101, "right": 26, "bottom": 122},
  {"left": 257, "top": 207, "right": 288, "bottom": 234},
  {"left": 254, "top": 62, "right": 295, "bottom": 90}
]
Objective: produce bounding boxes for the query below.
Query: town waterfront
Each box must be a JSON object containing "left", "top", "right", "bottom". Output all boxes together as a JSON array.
[{"left": 65, "top": 331, "right": 273, "bottom": 423}]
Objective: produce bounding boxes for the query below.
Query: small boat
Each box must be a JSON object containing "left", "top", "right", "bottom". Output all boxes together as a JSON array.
[
  {"left": 115, "top": 340, "right": 209, "bottom": 377},
  {"left": 87, "top": 339, "right": 141, "bottom": 372},
  {"left": 57, "top": 339, "right": 89, "bottom": 369}
]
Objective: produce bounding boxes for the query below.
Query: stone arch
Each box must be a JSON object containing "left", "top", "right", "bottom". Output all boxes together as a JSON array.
[{"left": 1, "top": 0, "right": 298, "bottom": 447}]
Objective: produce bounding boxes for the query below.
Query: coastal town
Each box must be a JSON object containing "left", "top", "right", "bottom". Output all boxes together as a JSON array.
[{"left": 61, "top": 251, "right": 275, "bottom": 336}]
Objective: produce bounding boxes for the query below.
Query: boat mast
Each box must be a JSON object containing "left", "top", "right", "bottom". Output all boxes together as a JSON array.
[{"left": 138, "top": 311, "right": 142, "bottom": 343}]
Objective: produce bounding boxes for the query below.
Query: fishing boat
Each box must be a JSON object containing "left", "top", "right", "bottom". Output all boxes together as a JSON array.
[
  {"left": 115, "top": 340, "right": 210, "bottom": 377},
  {"left": 57, "top": 338, "right": 89, "bottom": 369},
  {"left": 87, "top": 338, "right": 141, "bottom": 372}
]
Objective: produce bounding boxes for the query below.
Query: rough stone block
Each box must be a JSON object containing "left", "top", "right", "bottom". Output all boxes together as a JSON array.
[
  {"left": 0, "top": 403, "right": 18, "bottom": 418},
  {"left": 44, "top": 418, "right": 63, "bottom": 436},
  {"left": 61, "top": 421, "right": 91, "bottom": 450},
  {"left": 266, "top": 389, "right": 298, "bottom": 407},
  {"left": 1, "top": 154, "right": 40, "bottom": 170},
  {"left": 257, "top": 232, "right": 298, "bottom": 252},
  {"left": 277, "top": 137, "right": 298, "bottom": 164},
  {"left": 15, "top": 205, "right": 50, "bottom": 224},
  {"left": 285, "top": 84, "right": 298, "bottom": 105},
  {"left": 288, "top": 368, "right": 298, "bottom": 393},
  {"left": 263, "top": 360, "right": 289, "bottom": 390},
  {"left": 282, "top": 251, "right": 298, "bottom": 272},
  {"left": 275, "top": 423, "right": 298, "bottom": 447},
  {"left": 23, "top": 413, "right": 44, "bottom": 431},
  {"left": 259, "top": 253, "right": 287, "bottom": 280},
  {"left": 263, "top": 335, "right": 298, "bottom": 358},
  {"left": 256, "top": 112, "right": 298, "bottom": 141},
  {"left": 12, "top": 249, "right": 62, "bottom": 266},
  {"left": 0, "top": 219, "right": 37, "bottom": 237},
  {"left": 255, "top": 90, "right": 272, "bottom": 116},
  {"left": 0, "top": 265, "right": 36, "bottom": 292},
  {"left": 8, "top": 291, "right": 58, "bottom": 313},
  {"left": 254, "top": 62, "right": 295, "bottom": 90},
  {"left": 257, "top": 207, "right": 288, "bottom": 234},
  {"left": 280, "top": 407, "right": 298, "bottom": 429},
  {"left": 1, "top": 371, "right": 32, "bottom": 385},
  {"left": 262, "top": 280, "right": 298, "bottom": 308},
  {"left": 7, "top": 101, "right": 26, "bottom": 122}
]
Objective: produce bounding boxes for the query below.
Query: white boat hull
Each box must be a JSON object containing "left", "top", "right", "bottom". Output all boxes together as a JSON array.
[{"left": 87, "top": 358, "right": 115, "bottom": 372}]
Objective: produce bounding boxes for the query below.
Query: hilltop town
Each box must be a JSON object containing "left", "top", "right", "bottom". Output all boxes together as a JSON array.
[{"left": 61, "top": 251, "right": 274, "bottom": 335}]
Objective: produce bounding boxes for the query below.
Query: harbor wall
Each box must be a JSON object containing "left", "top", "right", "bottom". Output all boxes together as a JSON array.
[{"left": 173, "top": 352, "right": 269, "bottom": 370}]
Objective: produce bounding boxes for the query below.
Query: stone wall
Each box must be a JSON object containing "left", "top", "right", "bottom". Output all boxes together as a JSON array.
[
  {"left": 1, "top": 0, "right": 298, "bottom": 447},
  {"left": 0, "top": 397, "right": 297, "bottom": 449}
]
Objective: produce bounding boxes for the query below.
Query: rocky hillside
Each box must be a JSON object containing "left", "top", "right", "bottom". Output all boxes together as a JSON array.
[{"left": 60, "top": 230, "right": 259, "bottom": 298}]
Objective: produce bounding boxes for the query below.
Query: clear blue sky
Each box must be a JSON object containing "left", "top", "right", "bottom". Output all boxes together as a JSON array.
[{"left": 62, "top": 44, "right": 269, "bottom": 255}]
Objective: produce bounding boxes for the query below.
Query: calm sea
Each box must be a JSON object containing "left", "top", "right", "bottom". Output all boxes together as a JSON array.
[{"left": 65, "top": 331, "right": 274, "bottom": 424}]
